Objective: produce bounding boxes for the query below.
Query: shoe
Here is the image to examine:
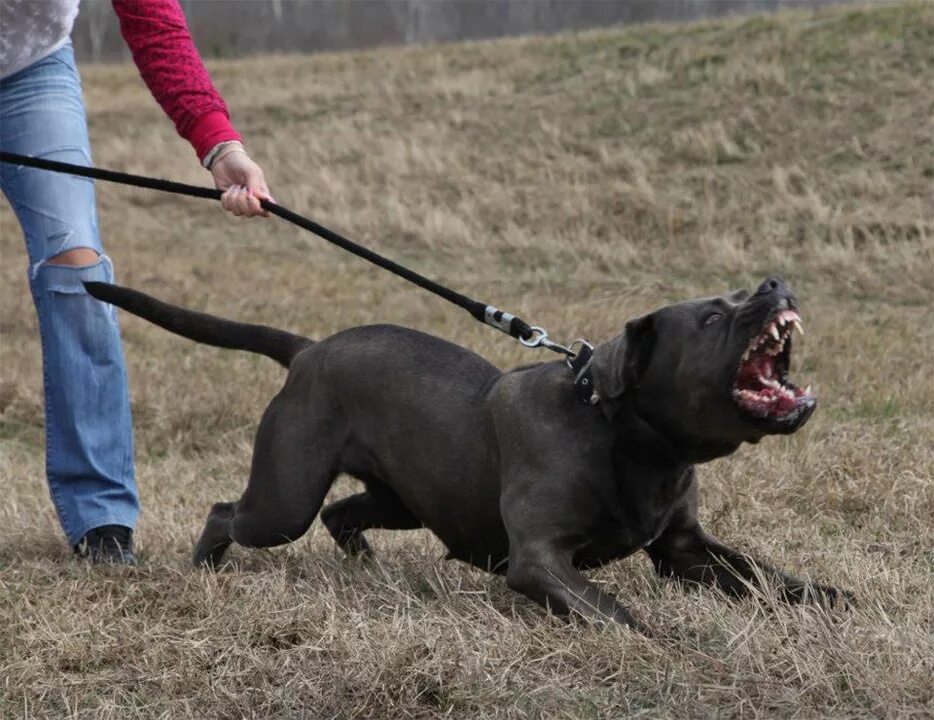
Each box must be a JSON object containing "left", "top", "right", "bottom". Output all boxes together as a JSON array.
[{"left": 74, "top": 525, "right": 136, "bottom": 565}]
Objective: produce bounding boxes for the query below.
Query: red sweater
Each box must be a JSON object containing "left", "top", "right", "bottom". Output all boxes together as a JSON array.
[{"left": 112, "top": 0, "right": 241, "bottom": 162}]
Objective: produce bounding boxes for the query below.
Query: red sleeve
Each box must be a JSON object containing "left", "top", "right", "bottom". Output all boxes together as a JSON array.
[{"left": 111, "top": 0, "right": 242, "bottom": 161}]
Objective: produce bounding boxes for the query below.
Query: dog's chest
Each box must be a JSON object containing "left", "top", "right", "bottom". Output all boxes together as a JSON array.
[{"left": 575, "top": 464, "right": 693, "bottom": 566}]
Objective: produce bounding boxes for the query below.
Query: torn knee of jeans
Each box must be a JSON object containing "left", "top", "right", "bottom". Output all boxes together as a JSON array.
[
  {"left": 30, "top": 249, "right": 113, "bottom": 289},
  {"left": 48, "top": 247, "right": 101, "bottom": 266},
  {"left": 30, "top": 246, "right": 102, "bottom": 281}
]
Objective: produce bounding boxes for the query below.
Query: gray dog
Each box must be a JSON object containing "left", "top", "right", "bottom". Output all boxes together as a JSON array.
[{"left": 85, "top": 277, "right": 848, "bottom": 630}]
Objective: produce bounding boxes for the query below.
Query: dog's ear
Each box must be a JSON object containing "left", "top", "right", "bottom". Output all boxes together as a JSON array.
[{"left": 591, "top": 313, "right": 655, "bottom": 400}]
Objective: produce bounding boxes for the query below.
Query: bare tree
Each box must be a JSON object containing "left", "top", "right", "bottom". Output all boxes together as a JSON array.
[{"left": 85, "top": 0, "right": 110, "bottom": 62}]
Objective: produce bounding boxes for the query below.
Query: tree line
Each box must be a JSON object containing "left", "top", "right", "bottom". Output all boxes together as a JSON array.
[{"left": 73, "top": 0, "right": 847, "bottom": 61}]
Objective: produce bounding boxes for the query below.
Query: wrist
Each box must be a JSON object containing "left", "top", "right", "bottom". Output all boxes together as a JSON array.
[{"left": 203, "top": 140, "right": 245, "bottom": 171}]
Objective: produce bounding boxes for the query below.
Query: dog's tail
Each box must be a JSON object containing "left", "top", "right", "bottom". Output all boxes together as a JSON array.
[{"left": 84, "top": 281, "right": 313, "bottom": 368}]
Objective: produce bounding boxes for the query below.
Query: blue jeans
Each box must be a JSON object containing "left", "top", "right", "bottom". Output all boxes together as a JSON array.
[{"left": 0, "top": 42, "right": 139, "bottom": 545}]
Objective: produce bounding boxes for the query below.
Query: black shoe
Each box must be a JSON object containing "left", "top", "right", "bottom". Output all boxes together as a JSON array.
[{"left": 74, "top": 525, "right": 136, "bottom": 565}]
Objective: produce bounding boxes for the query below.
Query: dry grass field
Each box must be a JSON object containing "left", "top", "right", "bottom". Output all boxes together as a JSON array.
[{"left": 2, "top": 3, "right": 933, "bottom": 717}]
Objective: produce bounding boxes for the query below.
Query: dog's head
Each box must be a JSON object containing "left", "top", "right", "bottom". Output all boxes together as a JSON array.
[{"left": 592, "top": 277, "right": 816, "bottom": 461}]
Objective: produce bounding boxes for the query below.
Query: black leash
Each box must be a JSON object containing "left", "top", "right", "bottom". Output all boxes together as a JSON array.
[{"left": 0, "top": 151, "right": 599, "bottom": 403}]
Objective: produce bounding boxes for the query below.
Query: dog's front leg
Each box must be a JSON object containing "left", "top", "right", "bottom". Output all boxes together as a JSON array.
[
  {"left": 506, "top": 544, "right": 644, "bottom": 630},
  {"left": 646, "top": 519, "right": 851, "bottom": 607}
]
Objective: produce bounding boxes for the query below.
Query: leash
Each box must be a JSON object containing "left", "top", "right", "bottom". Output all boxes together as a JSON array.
[{"left": 0, "top": 151, "right": 599, "bottom": 404}]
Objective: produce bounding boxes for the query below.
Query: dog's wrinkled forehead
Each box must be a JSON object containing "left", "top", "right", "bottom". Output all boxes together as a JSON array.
[{"left": 652, "top": 290, "right": 749, "bottom": 325}]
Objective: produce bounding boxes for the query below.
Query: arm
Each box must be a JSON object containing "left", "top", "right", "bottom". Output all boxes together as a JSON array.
[{"left": 112, "top": 0, "right": 270, "bottom": 216}]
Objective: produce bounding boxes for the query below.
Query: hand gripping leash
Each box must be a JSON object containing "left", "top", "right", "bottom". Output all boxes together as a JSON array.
[{"left": 0, "top": 151, "right": 599, "bottom": 404}]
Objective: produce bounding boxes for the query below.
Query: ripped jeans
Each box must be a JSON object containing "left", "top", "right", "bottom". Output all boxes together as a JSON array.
[{"left": 0, "top": 41, "right": 138, "bottom": 545}]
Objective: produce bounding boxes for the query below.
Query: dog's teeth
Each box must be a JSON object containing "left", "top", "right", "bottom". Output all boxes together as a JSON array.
[
  {"left": 805, "top": 384, "right": 812, "bottom": 395},
  {"left": 793, "top": 319, "right": 805, "bottom": 336},
  {"left": 769, "top": 324, "right": 780, "bottom": 341}
]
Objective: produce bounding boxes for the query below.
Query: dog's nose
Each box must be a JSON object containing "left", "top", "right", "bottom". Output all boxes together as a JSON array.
[
  {"left": 755, "top": 276, "right": 788, "bottom": 296},
  {"left": 753, "top": 276, "right": 797, "bottom": 309}
]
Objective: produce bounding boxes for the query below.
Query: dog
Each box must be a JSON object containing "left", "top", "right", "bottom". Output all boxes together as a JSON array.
[{"left": 85, "top": 276, "right": 849, "bottom": 630}]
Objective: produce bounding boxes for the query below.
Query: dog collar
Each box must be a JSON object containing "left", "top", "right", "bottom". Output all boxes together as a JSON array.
[{"left": 567, "top": 341, "right": 600, "bottom": 406}]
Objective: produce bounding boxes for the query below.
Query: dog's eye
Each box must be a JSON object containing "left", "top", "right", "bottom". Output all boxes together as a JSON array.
[{"left": 704, "top": 312, "right": 724, "bottom": 326}]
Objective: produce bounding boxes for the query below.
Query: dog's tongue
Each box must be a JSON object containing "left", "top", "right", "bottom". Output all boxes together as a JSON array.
[
  {"left": 735, "top": 354, "right": 797, "bottom": 416},
  {"left": 765, "top": 385, "right": 797, "bottom": 414},
  {"left": 737, "top": 354, "right": 775, "bottom": 385}
]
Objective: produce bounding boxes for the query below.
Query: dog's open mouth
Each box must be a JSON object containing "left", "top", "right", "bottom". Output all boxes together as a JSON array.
[{"left": 733, "top": 309, "right": 814, "bottom": 420}]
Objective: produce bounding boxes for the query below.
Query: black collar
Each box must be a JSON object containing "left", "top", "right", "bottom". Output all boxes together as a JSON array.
[{"left": 567, "top": 342, "right": 599, "bottom": 406}]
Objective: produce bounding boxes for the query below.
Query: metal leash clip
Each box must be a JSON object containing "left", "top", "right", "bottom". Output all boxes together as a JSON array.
[{"left": 518, "top": 326, "right": 574, "bottom": 356}]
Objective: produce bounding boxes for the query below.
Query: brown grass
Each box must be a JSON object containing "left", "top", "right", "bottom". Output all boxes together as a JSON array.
[{"left": 1, "top": 3, "right": 933, "bottom": 717}]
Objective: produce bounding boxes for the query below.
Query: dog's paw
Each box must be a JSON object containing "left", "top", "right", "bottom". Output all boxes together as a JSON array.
[
  {"left": 780, "top": 582, "right": 855, "bottom": 609},
  {"left": 192, "top": 538, "right": 232, "bottom": 570},
  {"left": 820, "top": 584, "right": 856, "bottom": 610}
]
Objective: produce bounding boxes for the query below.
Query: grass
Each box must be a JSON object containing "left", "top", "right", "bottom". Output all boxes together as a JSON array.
[{"left": 1, "top": 2, "right": 933, "bottom": 717}]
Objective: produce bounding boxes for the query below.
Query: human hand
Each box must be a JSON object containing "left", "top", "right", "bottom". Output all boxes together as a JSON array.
[{"left": 209, "top": 142, "right": 273, "bottom": 217}]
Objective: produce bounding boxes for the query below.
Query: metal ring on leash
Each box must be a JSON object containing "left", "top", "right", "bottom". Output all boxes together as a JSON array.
[
  {"left": 519, "top": 326, "right": 574, "bottom": 356},
  {"left": 518, "top": 326, "right": 547, "bottom": 347}
]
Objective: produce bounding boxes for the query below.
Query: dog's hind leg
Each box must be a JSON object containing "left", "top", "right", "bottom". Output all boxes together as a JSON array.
[
  {"left": 193, "top": 390, "right": 341, "bottom": 567},
  {"left": 321, "top": 483, "right": 422, "bottom": 557},
  {"left": 193, "top": 501, "right": 236, "bottom": 568}
]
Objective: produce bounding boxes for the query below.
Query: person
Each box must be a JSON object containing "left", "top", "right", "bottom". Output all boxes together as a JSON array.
[{"left": 0, "top": 0, "right": 272, "bottom": 563}]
